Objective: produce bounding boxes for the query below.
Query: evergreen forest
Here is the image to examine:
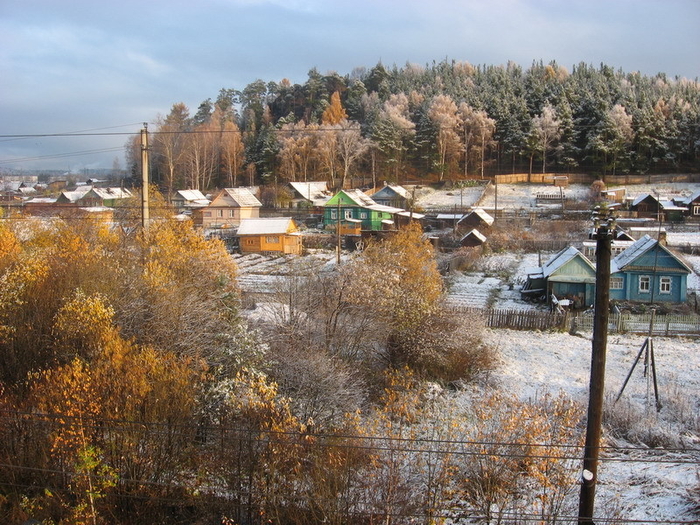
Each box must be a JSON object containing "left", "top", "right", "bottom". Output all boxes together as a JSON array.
[{"left": 130, "top": 60, "right": 700, "bottom": 193}]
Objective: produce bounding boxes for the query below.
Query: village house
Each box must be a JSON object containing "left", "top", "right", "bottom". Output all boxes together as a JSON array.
[
  {"left": 521, "top": 246, "right": 596, "bottom": 308},
  {"left": 368, "top": 183, "right": 412, "bottom": 209},
  {"left": 75, "top": 187, "right": 132, "bottom": 207},
  {"left": 171, "top": 189, "right": 210, "bottom": 214},
  {"left": 236, "top": 217, "right": 302, "bottom": 255},
  {"left": 288, "top": 181, "right": 332, "bottom": 209},
  {"left": 323, "top": 189, "right": 423, "bottom": 234},
  {"left": 676, "top": 190, "right": 700, "bottom": 218},
  {"left": 609, "top": 235, "right": 691, "bottom": 303},
  {"left": 460, "top": 229, "right": 487, "bottom": 247},
  {"left": 194, "top": 187, "right": 262, "bottom": 229},
  {"left": 457, "top": 208, "right": 494, "bottom": 231}
]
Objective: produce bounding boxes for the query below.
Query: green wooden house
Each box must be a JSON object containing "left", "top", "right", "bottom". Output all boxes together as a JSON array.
[{"left": 324, "top": 189, "right": 417, "bottom": 233}]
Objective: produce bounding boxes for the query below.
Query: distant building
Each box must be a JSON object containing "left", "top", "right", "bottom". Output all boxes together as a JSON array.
[
  {"left": 236, "top": 217, "right": 302, "bottom": 255},
  {"left": 194, "top": 187, "right": 262, "bottom": 229}
]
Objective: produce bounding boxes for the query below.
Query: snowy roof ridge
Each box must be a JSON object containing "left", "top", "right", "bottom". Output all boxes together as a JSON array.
[{"left": 541, "top": 246, "right": 591, "bottom": 277}]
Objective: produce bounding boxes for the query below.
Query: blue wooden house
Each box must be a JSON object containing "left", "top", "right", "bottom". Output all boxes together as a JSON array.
[
  {"left": 610, "top": 235, "right": 691, "bottom": 303},
  {"left": 521, "top": 246, "right": 596, "bottom": 308},
  {"left": 368, "top": 184, "right": 411, "bottom": 209}
]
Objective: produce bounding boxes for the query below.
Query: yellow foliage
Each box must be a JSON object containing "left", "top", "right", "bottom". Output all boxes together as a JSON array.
[
  {"left": 344, "top": 222, "right": 442, "bottom": 330},
  {"left": 321, "top": 91, "right": 348, "bottom": 125},
  {"left": 52, "top": 290, "right": 116, "bottom": 357}
]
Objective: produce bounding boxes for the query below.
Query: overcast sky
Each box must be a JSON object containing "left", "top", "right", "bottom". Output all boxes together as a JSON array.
[{"left": 1, "top": 0, "right": 698, "bottom": 173}]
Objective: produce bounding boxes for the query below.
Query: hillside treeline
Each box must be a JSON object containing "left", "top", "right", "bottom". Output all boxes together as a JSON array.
[{"left": 128, "top": 60, "right": 700, "bottom": 192}]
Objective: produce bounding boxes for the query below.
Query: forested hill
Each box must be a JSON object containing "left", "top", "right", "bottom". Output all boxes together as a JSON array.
[{"left": 136, "top": 60, "right": 700, "bottom": 191}]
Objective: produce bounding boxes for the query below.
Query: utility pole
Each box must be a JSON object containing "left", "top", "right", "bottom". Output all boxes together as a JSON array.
[
  {"left": 578, "top": 206, "right": 615, "bottom": 524},
  {"left": 140, "top": 123, "right": 150, "bottom": 230}
]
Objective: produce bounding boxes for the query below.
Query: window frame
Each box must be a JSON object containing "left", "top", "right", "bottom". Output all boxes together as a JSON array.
[
  {"left": 639, "top": 275, "right": 651, "bottom": 294},
  {"left": 610, "top": 276, "right": 623, "bottom": 290}
]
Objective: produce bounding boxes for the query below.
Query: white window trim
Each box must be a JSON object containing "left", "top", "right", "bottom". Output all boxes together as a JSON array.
[
  {"left": 659, "top": 276, "right": 672, "bottom": 295},
  {"left": 639, "top": 275, "right": 651, "bottom": 294}
]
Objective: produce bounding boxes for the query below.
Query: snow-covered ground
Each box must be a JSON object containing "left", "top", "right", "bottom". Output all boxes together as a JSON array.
[{"left": 482, "top": 328, "right": 700, "bottom": 522}]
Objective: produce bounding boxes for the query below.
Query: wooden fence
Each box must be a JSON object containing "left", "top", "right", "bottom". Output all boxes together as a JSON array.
[
  {"left": 452, "top": 307, "right": 568, "bottom": 331},
  {"left": 572, "top": 311, "right": 700, "bottom": 336},
  {"left": 452, "top": 306, "right": 700, "bottom": 336}
]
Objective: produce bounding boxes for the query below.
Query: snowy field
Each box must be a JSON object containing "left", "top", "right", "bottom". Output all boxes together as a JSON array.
[
  {"left": 480, "top": 328, "right": 700, "bottom": 522},
  {"left": 234, "top": 183, "right": 700, "bottom": 521},
  {"left": 474, "top": 181, "right": 700, "bottom": 211}
]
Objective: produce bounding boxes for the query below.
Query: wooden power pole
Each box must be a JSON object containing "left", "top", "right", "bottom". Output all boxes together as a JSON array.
[
  {"left": 578, "top": 207, "right": 615, "bottom": 524},
  {"left": 140, "top": 123, "right": 150, "bottom": 230}
]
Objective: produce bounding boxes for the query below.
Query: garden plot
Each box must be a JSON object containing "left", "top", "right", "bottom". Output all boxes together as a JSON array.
[
  {"left": 445, "top": 274, "right": 502, "bottom": 308},
  {"left": 445, "top": 251, "right": 554, "bottom": 310}
]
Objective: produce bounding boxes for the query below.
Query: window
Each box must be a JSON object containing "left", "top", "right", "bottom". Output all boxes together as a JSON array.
[
  {"left": 610, "top": 277, "right": 623, "bottom": 290},
  {"left": 229, "top": 209, "right": 234, "bottom": 218},
  {"left": 694, "top": 205, "right": 700, "bottom": 216},
  {"left": 330, "top": 210, "right": 337, "bottom": 220},
  {"left": 639, "top": 275, "right": 651, "bottom": 294},
  {"left": 344, "top": 210, "right": 353, "bottom": 219},
  {"left": 266, "top": 236, "right": 280, "bottom": 244},
  {"left": 360, "top": 211, "right": 368, "bottom": 219},
  {"left": 659, "top": 277, "right": 672, "bottom": 294},
  {"left": 217, "top": 209, "right": 223, "bottom": 218}
]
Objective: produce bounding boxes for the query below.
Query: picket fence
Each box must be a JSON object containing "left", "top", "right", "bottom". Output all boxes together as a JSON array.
[{"left": 454, "top": 306, "right": 700, "bottom": 336}]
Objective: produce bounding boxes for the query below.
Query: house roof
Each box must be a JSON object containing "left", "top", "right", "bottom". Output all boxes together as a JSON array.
[
  {"left": 370, "top": 184, "right": 411, "bottom": 200},
  {"left": 58, "top": 186, "right": 93, "bottom": 203},
  {"left": 631, "top": 193, "right": 657, "bottom": 207},
  {"left": 460, "top": 229, "right": 487, "bottom": 243},
  {"left": 214, "top": 187, "right": 262, "bottom": 207},
  {"left": 176, "top": 189, "right": 208, "bottom": 201},
  {"left": 436, "top": 213, "right": 466, "bottom": 220},
  {"left": 337, "top": 188, "right": 377, "bottom": 207},
  {"left": 611, "top": 235, "right": 692, "bottom": 274},
  {"left": 541, "top": 246, "right": 595, "bottom": 278},
  {"left": 86, "top": 187, "right": 132, "bottom": 200},
  {"left": 681, "top": 190, "right": 700, "bottom": 205},
  {"left": 236, "top": 217, "right": 298, "bottom": 236},
  {"left": 458, "top": 208, "right": 494, "bottom": 226},
  {"left": 289, "top": 181, "right": 330, "bottom": 201}
]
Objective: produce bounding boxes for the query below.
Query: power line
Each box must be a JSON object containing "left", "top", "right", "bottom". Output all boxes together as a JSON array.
[{"left": 0, "top": 146, "right": 125, "bottom": 165}]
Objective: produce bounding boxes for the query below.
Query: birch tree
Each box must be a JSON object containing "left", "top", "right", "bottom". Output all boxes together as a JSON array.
[
  {"left": 458, "top": 103, "right": 496, "bottom": 178},
  {"left": 428, "top": 94, "right": 461, "bottom": 181},
  {"left": 153, "top": 103, "right": 190, "bottom": 196},
  {"left": 529, "top": 103, "right": 562, "bottom": 173}
]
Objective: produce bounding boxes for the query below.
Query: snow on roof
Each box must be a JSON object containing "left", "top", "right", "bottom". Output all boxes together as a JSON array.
[
  {"left": 396, "top": 211, "right": 425, "bottom": 219},
  {"left": 461, "top": 229, "right": 487, "bottom": 243},
  {"left": 176, "top": 189, "right": 208, "bottom": 201},
  {"left": 60, "top": 186, "right": 93, "bottom": 202},
  {"left": 611, "top": 235, "right": 656, "bottom": 273},
  {"left": 370, "top": 183, "right": 411, "bottom": 200},
  {"left": 631, "top": 193, "right": 655, "bottom": 206},
  {"left": 89, "top": 187, "right": 132, "bottom": 200},
  {"left": 290, "top": 181, "right": 329, "bottom": 198},
  {"left": 26, "top": 197, "right": 57, "bottom": 204},
  {"left": 220, "top": 187, "right": 262, "bottom": 207},
  {"left": 611, "top": 234, "right": 692, "bottom": 274},
  {"left": 340, "top": 188, "right": 377, "bottom": 207},
  {"left": 435, "top": 213, "right": 466, "bottom": 220},
  {"left": 541, "top": 246, "right": 592, "bottom": 278},
  {"left": 459, "top": 208, "right": 494, "bottom": 226},
  {"left": 236, "top": 217, "right": 297, "bottom": 236}
]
